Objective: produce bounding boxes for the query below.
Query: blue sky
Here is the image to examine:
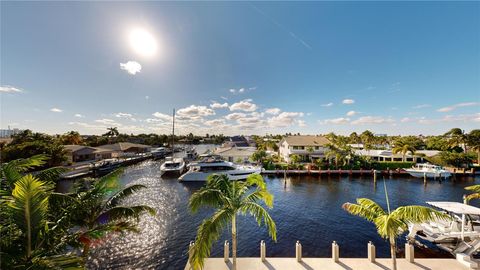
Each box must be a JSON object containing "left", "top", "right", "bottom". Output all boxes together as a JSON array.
[{"left": 1, "top": 1, "right": 479, "bottom": 136}]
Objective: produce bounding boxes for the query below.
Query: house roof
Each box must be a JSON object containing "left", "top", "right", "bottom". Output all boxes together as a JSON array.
[
  {"left": 98, "top": 142, "right": 151, "bottom": 151},
  {"left": 281, "top": 135, "right": 330, "bottom": 146},
  {"left": 64, "top": 145, "right": 113, "bottom": 153},
  {"left": 214, "top": 147, "right": 256, "bottom": 157}
]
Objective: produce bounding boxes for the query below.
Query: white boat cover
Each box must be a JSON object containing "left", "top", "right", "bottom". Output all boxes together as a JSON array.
[{"left": 427, "top": 201, "right": 480, "bottom": 215}]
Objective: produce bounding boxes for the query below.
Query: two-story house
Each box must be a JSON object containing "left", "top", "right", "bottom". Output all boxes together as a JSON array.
[{"left": 279, "top": 135, "right": 330, "bottom": 162}]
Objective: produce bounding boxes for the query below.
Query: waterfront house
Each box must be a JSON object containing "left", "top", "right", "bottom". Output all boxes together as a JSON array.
[
  {"left": 279, "top": 135, "right": 330, "bottom": 162},
  {"left": 354, "top": 149, "right": 441, "bottom": 162},
  {"left": 222, "top": 135, "right": 256, "bottom": 148},
  {"left": 64, "top": 145, "right": 116, "bottom": 163},
  {"left": 98, "top": 142, "right": 151, "bottom": 157},
  {"left": 214, "top": 146, "right": 257, "bottom": 162}
]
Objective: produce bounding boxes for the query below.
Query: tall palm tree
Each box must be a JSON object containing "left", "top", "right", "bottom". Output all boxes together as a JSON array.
[
  {"left": 349, "top": 132, "right": 361, "bottom": 144},
  {"left": 61, "top": 131, "right": 83, "bottom": 145},
  {"left": 343, "top": 196, "right": 448, "bottom": 270},
  {"left": 188, "top": 174, "right": 276, "bottom": 270},
  {"left": 467, "top": 129, "right": 480, "bottom": 164},
  {"left": 360, "top": 130, "right": 375, "bottom": 154},
  {"left": 445, "top": 128, "right": 467, "bottom": 151},
  {"left": 392, "top": 140, "right": 416, "bottom": 162}
]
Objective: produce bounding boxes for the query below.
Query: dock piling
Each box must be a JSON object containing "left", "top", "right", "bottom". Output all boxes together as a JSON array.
[
  {"left": 423, "top": 172, "right": 427, "bottom": 185},
  {"left": 405, "top": 243, "right": 414, "bottom": 263},
  {"left": 224, "top": 240, "right": 229, "bottom": 262},
  {"left": 373, "top": 170, "right": 377, "bottom": 183},
  {"left": 367, "top": 241, "right": 375, "bottom": 263},
  {"left": 260, "top": 240, "right": 266, "bottom": 262},
  {"left": 332, "top": 241, "right": 339, "bottom": 263},
  {"left": 296, "top": 241, "right": 302, "bottom": 262}
]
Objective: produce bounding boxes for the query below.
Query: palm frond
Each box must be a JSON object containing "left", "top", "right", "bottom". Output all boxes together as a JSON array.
[
  {"left": 373, "top": 214, "right": 406, "bottom": 240},
  {"left": 190, "top": 209, "right": 233, "bottom": 270},
  {"left": 32, "top": 253, "right": 84, "bottom": 270},
  {"left": 342, "top": 202, "right": 382, "bottom": 222},
  {"left": 243, "top": 189, "right": 274, "bottom": 207},
  {"left": 189, "top": 188, "right": 224, "bottom": 213},
  {"left": 465, "top": 184, "right": 480, "bottom": 193},
  {"left": 9, "top": 154, "right": 49, "bottom": 172},
  {"left": 356, "top": 198, "right": 387, "bottom": 215},
  {"left": 239, "top": 202, "right": 277, "bottom": 241},
  {"left": 392, "top": 205, "right": 450, "bottom": 223},
  {"left": 95, "top": 168, "right": 125, "bottom": 193},
  {"left": 9, "top": 174, "right": 50, "bottom": 256},
  {"left": 465, "top": 193, "right": 480, "bottom": 202},
  {"left": 106, "top": 184, "right": 147, "bottom": 208},
  {"left": 35, "top": 167, "right": 68, "bottom": 184},
  {"left": 246, "top": 174, "right": 266, "bottom": 190},
  {"left": 96, "top": 205, "right": 155, "bottom": 223}
]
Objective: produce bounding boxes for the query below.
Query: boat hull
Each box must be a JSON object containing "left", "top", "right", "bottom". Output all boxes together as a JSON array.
[
  {"left": 179, "top": 169, "right": 261, "bottom": 182},
  {"left": 405, "top": 170, "right": 452, "bottom": 178}
]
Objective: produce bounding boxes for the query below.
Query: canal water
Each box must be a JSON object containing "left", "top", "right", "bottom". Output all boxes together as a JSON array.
[{"left": 86, "top": 159, "right": 480, "bottom": 269}]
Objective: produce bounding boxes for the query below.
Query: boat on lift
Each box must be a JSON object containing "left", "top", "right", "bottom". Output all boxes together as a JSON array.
[{"left": 404, "top": 163, "right": 452, "bottom": 178}]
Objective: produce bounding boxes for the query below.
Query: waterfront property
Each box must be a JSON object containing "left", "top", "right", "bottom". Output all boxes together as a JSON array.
[
  {"left": 214, "top": 146, "right": 257, "bottom": 162},
  {"left": 279, "top": 135, "right": 330, "bottom": 162},
  {"left": 64, "top": 145, "right": 117, "bottom": 163},
  {"left": 353, "top": 149, "right": 441, "bottom": 162},
  {"left": 98, "top": 142, "right": 152, "bottom": 156}
]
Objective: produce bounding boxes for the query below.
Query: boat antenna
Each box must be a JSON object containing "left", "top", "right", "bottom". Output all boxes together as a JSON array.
[
  {"left": 383, "top": 176, "right": 391, "bottom": 214},
  {"left": 172, "top": 108, "right": 175, "bottom": 154}
]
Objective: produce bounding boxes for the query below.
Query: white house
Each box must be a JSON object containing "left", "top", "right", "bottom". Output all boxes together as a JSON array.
[
  {"left": 354, "top": 149, "right": 441, "bottom": 162},
  {"left": 278, "top": 135, "right": 330, "bottom": 162}
]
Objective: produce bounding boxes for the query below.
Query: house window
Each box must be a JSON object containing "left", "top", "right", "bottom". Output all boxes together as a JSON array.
[{"left": 315, "top": 146, "right": 319, "bottom": 150}]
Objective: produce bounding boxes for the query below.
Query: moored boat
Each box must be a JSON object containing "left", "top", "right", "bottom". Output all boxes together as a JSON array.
[
  {"left": 405, "top": 163, "right": 452, "bottom": 178},
  {"left": 160, "top": 157, "right": 186, "bottom": 176}
]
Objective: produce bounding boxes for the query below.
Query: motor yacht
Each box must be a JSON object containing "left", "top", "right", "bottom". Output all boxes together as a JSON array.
[
  {"left": 404, "top": 163, "right": 452, "bottom": 178},
  {"left": 160, "top": 157, "right": 186, "bottom": 176},
  {"left": 408, "top": 201, "right": 480, "bottom": 257},
  {"left": 179, "top": 156, "right": 261, "bottom": 182}
]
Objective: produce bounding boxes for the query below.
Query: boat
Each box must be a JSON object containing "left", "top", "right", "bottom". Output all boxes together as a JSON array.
[
  {"left": 178, "top": 155, "right": 262, "bottom": 182},
  {"left": 160, "top": 157, "right": 186, "bottom": 176},
  {"left": 184, "top": 146, "right": 198, "bottom": 161},
  {"left": 408, "top": 201, "right": 480, "bottom": 257},
  {"left": 404, "top": 163, "right": 452, "bottom": 178},
  {"left": 151, "top": 147, "right": 167, "bottom": 160},
  {"left": 93, "top": 159, "right": 122, "bottom": 177}
]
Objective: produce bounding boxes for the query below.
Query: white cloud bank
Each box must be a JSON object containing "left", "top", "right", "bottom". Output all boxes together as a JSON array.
[
  {"left": 0, "top": 85, "right": 23, "bottom": 93},
  {"left": 342, "top": 99, "right": 355, "bottom": 104},
  {"left": 229, "top": 99, "right": 258, "bottom": 112},
  {"left": 437, "top": 102, "right": 479, "bottom": 112},
  {"left": 120, "top": 61, "right": 142, "bottom": 75},
  {"left": 50, "top": 108, "right": 63, "bottom": 113},
  {"left": 210, "top": 102, "right": 229, "bottom": 109}
]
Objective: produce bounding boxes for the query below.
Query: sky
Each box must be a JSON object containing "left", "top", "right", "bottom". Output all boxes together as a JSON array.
[{"left": 1, "top": 1, "right": 479, "bottom": 136}]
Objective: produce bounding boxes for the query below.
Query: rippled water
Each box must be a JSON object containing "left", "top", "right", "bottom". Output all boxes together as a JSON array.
[{"left": 86, "top": 160, "right": 479, "bottom": 269}]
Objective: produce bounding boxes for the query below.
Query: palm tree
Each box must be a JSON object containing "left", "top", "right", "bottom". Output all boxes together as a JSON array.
[
  {"left": 349, "top": 132, "right": 361, "bottom": 144},
  {"left": 58, "top": 169, "right": 156, "bottom": 257},
  {"left": 360, "top": 130, "right": 375, "bottom": 153},
  {"left": 445, "top": 128, "right": 467, "bottom": 151},
  {"left": 392, "top": 140, "right": 416, "bottom": 162},
  {"left": 289, "top": 154, "right": 301, "bottom": 167},
  {"left": 251, "top": 150, "right": 267, "bottom": 164},
  {"left": 188, "top": 174, "right": 276, "bottom": 270},
  {"left": 466, "top": 129, "right": 480, "bottom": 164},
  {"left": 61, "top": 131, "right": 83, "bottom": 145},
  {"left": 343, "top": 196, "right": 448, "bottom": 270}
]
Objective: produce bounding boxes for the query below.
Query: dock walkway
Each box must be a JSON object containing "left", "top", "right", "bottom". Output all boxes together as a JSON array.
[{"left": 186, "top": 257, "right": 469, "bottom": 270}]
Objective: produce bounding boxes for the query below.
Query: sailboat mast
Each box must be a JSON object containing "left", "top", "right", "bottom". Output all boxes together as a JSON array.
[{"left": 171, "top": 108, "right": 175, "bottom": 153}]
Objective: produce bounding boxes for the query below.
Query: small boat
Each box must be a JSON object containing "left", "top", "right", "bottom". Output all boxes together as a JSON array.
[
  {"left": 160, "top": 157, "right": 186, "bottom": 176},
  {"left": 179, "top": 155, "right": 262, "bottom": 182},
  {"left": 185, "top": 146, "right": 198, "bottom": 161},
  {"left": 405, "top": 163, "right": 452, "bottom": 178},
  {"left": 93, "top": 159, "right": 122, "bottom": 177},
  {"left": 408, "top": 201, "right": 480, "bottom": 258},
  {"left": 151, "top": 147, "right": 167, "bottom": 160}
]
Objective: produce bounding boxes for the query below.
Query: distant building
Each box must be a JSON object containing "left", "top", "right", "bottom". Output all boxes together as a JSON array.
[
  {"left": 64, "top": 145, "right": 117, "bottom": 163},
  {"left": 279, "top": 135, "right": 330, "bottom": 162},
  {"left": 98, "top": 142, "right": 152, "bottom": 156},
  {"left": 222, "top": 136, "right": 255, "bottom": 148},
  {"left": 0, "top": 128, "right": 23, "bottom": 138},
  {"left": 214, "top": 146, "right": 257, "bottom": 162},
  {"left": 354, "top": 149, "right": 441, "bottom": 162}
]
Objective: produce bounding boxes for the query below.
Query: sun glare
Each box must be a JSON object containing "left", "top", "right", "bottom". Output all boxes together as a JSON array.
[{"left": 129, "top": 28, "right": 158, "bottom": 57}]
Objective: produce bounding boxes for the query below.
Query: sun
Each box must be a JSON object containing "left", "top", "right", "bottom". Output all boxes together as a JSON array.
[{"left": 129, "top": 28, "right": 158, "bottom": 57}]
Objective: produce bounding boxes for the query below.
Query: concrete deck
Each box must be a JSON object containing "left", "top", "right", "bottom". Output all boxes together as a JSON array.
[{"left": 185, "top": 258, "right": 470, "bottom": 270}]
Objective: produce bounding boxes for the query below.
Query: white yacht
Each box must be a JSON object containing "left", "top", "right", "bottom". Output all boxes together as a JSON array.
[
  {"left": 178, "top": 156, "right": 262, "bottom": 182},
  {"left": 408, "top": 201, "right": 480, "bottom": 257},
  {"left": 405, "top": 163, "right": 452, "bottom": 178},
  {"left": 160, "top": 157, "right": 186, "bottom": 176}
]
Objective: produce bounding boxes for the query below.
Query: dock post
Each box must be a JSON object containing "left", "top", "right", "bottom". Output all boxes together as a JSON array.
[
  {"left": 332, "top": 241, "right": 339, "bottom": 263},
  {"left": 260, "top": 240, "right": 266, "bottom": 262},
  {"left": 373, "top": 170, "right": 377, "bottom": 183},
  {"left": 295, "top": 241, "right": 302, "bottom": 262},
  {"left": 405, "top": 243, "right": 414, "bottom": 263},
  {"left": 188, "top": 241, "right": 195, "bottom": 262},
  {"left": 223, "top": 240, "right": 229, "bottom": 262},
  {"left": 423, "top": 172, "right": 427, "bottom": 185},
  {"left": 367, "top": 241, "right": 376, "bottom": 263}
]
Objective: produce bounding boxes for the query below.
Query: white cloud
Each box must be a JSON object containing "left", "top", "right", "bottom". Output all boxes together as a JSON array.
[
  {"left": 225, "top": 113, "right": 247, "bottom": 121},
  {"left": 321, "top": 102, "right": 333, "bottom": 107},
  {"left": 0, "top": 85, "right": 23, "bottom": 93},
  {"left": 229, "top": 99, "right": 258, "bottom": 112},
  {"left": 249, "top": 86, "right": 257, "bottom": 90},
  {"left": 152, "top": 112, "right": 172, "bottom": 121},
  {"left": 204, "top": 119, "right": 226, "bottom": 126},
  {"left": 351, "top": 116, "right": 394, "bottom": 125},
  {"left": 322, "top": 117, "right": 350, "bottom": 124},
  {"left": 400, "top": 117, "right": 411, "bottom": 123},
  {"left": 115, "top": 112, "right": 133, "bottom": 118},
  {"left": 50, "top": 108, "right": 63, "bottom": 113},
  {"left": 210, "top": 102, "right": 229, "bottom": 109},
  {"left": 238, "top": 88, "right": 245, "bottom": 93},
  {"left": 346, "top": 110, "right": 357, "bottom": 116},
  {"left": 437, "top": 102, "right": 479, "bottom": 113},
  {"left": 413, "top": 104, "right": 431, "bottom": 109},
  {"left": 265, "top": 108, "right": 281, "bottom": 115},
  {"left": 95, "top": 118, "right": 120, "bottom": 125},
  {"left": 268, "top": 112, "right": 304, "bottom": 127},
  {"left": 177, "top": 105, "right": 215, "bottom": 120},
  {"left": 298, "top": 120, "right": 307, "bottom": 127},
  {"left": 229, "top": 89, "right": 236, "bottom": 93},
  {"left": 342, "top": 99, "right": 355, "bottom": 105},
  {"left": 221, "top": 96, "right": 228, "bottom": 100},
  {"left": 74, "top": 113, "right": 84, "bottom": 118},
  {"left": 120, "top": 61, "right": 142, "bottom": 75},
  {"left": 145, "top": 96, "right": 149, "bottom": 100}
]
